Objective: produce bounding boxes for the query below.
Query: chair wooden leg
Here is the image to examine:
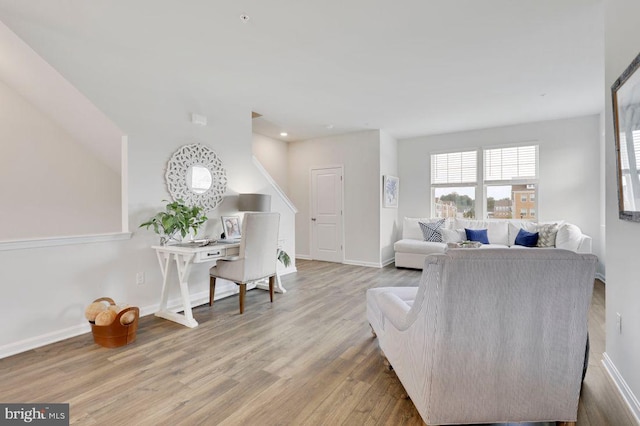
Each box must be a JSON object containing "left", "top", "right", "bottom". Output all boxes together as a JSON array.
[
  {"left": 209, "top": 276, "right": 216, "bottom": 306},
  {"left": 269, "top": 275, "right": 275, "bottom": 303},
  {"left": 556, "top": 422, "right": 576, "bottom": 426},
  {"left": 238, "top": 283, "right": 246, "bottom": 314}
]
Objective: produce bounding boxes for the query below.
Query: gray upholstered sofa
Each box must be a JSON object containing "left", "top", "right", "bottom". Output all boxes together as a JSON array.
[
  {"left": 367, "top": 248, "right": 597, "bottom": 425},
  {"left": 394, "top": 217, "right": 592, "bottom": 269}
]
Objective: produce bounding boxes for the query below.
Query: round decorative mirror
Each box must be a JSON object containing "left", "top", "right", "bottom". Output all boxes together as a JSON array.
[
  {"left": 165, "top": 143, "right": 227, "bottom": 211},
  {"left": 186, "top": 165, "right": 213, "bottom": 194}
]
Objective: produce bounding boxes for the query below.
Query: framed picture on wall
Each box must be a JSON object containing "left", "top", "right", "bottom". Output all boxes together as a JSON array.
[
  {"left": 221, "top": 216, "right": 241, "bottom": 239},
  {"left": 383, "top": 175, "right": 399, "bottom": 208},
  {"left": 612, "top": 50, "right": 640, "bottom": 222}
]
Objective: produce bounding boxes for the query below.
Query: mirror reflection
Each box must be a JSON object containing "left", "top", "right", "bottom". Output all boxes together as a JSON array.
[{"left": 186, "top": 165, "right": 213, "bottom": 194}]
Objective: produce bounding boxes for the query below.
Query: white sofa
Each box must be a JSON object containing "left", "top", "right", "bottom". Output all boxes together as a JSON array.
[
  {"left": 394, "top": 217, "right": 592, "bottom": 269},
  {"left": 367, "top": 248, "right": 597, "bottom": 425}
]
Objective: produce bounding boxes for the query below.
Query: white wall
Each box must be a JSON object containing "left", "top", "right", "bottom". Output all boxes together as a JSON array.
[
  {"left": 379, "top": 131, "right": 398, "bottom": 265},
  {"left": 289, "top": 130, "right": 381, "bottom": 266},
  {"left": 252, "top": 133, "right": 290, "bottom": 194},
  {"left": 604, "top": 0, "right": 640, "bottom": 419},
  {"left": 0, "top": 38, "right": 296, "bottom": 358},
  {"left": 0, "top": 78, "right": 121, "bottom": 240},
  {"left": 398, "top": 115, "right": 603, "bottom": 273}
]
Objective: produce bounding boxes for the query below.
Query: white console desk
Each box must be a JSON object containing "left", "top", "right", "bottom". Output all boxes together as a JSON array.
[{"left": 152, "top": 241, "right": 286, "bottom": 328}]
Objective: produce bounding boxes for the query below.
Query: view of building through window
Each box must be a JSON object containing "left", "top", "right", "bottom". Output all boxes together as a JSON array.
[
  {"left": 486, "top": 184, "right": 537, "bottom": 219},
  {"left": 434, "top": 187, "right": 475, "bottom": 219}
]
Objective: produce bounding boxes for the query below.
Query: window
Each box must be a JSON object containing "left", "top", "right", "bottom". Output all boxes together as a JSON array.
[
  {"left": 431, "top": 151, "right": 477, "bottom": 218},
  {"left": 484, "top": 145, "right": 538, "bottom": 220},
  {"left": 430, "top": 144, "right": 538, "bottom": 220}
]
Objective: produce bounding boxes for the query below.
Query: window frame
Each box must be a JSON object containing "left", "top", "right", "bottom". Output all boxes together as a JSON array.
[{"left": 430, "top": 149, "right": 480, "bottom": 219}]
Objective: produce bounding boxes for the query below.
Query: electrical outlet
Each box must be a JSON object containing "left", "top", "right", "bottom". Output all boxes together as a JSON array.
[
  {"left": 136, "top": 272, "right": 145, "bottom": 285},
  {"left": 616, "top": 312, "right": 622, "bottom": 334}
]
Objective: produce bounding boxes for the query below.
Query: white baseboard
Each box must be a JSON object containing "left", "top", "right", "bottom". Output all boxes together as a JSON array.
[
  {"left": 602, "top": 352, "right": 640, "bottom": 424},
  {"left": 0, "top": 282, "right": 246, "bottom": 360},
  {"left": 595, "top": 272, "right": 606, "bottom": 283},
  {"left": 381, "top": 257, "right": 395, "bottom": 267},
  {"left": 296, "top": 254, "right": 311, "bottom": 260},
  {"left": 0, "top": 323, "right": 91, "bottom": 360},
  {"left": 343, "top": 259, "right": 383, "bottom": 268}
]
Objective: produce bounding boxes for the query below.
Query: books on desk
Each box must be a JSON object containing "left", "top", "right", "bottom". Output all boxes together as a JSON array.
[
  {"left": 171, "top": 238, "right": 240, "bottom": 248},
  {"left": 173, "top": 239, "right": 211, "bottom": 248},
  {"left": 216, "top": 238, "right": 241, "bottom": 244}
]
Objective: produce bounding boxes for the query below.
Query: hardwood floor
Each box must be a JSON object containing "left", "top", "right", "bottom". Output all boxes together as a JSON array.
[{"left": 0, "top": 261, "right": 636, "bottom": 425}]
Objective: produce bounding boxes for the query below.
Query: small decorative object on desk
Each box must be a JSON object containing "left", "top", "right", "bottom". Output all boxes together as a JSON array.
[
  {"left": 139, "top": 199, "right": 208, "bottom": 245},
  {"left": 221, "top": 216, "right": 241, "bottom": 239}
]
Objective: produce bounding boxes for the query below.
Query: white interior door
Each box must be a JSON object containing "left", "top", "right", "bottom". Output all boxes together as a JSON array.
[{"left": 310, "top": 167, "right": 343, "bottom": 263}]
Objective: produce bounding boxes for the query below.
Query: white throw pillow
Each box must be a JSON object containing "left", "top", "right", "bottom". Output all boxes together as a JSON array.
[
  {"left": 456, "top": 219, "right": 509, "bottom": 245},
  {"left": 555, "top": 223, "right": 582, "bottom": 251},
  {"left": 441, "top": 228, "right": 465, "bottom": 243}
]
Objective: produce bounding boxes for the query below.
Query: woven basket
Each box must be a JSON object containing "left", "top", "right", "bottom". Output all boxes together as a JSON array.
[{"left": 89, "top": 297, "right": 139, "bottom": 348}]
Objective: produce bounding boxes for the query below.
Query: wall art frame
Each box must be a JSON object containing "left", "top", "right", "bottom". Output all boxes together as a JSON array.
[
  {"left": 383, "top": 175, "right": 399, "bottom": 208},
  {"left": 612, "top": 50, "right": 640, "bottom": 222}
]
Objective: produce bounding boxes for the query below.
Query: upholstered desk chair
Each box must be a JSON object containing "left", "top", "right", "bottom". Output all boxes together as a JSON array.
[{"left": 209, "top": 212, "right": 280, "bottom": 314}]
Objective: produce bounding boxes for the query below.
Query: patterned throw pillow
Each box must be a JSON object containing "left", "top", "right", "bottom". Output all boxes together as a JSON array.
[
  {"left": 536, "top": 223, "right": 559, "bottom": 247},
  {"left": 419, "top": 219, "right": 445, "bottom": 242}
]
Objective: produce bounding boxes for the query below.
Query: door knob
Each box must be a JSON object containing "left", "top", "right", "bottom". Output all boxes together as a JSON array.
[{"left": 311, "top": 217, "right": 317, "bottom": 221}]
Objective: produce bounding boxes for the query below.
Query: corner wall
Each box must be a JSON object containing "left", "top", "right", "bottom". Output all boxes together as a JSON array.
[{"left": 288, "top": 130, "right": 381, "bottom": 266}]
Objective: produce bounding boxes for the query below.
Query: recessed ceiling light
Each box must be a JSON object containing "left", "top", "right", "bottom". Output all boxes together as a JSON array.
[
  {"left": 280, "top": 132, "right": 288, "bottom": 137},
  {"left": 240, "top": 14, "right": 250, "bottom": 23},
  {"left": 326, "top": 124, "right": 334, "bottom": 129}
]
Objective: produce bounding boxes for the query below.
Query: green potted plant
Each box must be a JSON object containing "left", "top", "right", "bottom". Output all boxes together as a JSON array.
[
  {"left": 140, "top": 199, "right": 208, "bottom": 245},
  {"left": 277, "top": 249, "right": 291, "bottom": 268}
]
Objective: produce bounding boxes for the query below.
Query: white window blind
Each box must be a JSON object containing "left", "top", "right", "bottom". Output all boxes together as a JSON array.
[
  {"left": 431, "top": 151, "right": 477, "bottom": 184},
  {"left": 619, "top": 130, "right": 640, "bottom": 172},
  {"left": 484, "top": 145, "right": 537, "bottom": 181}
]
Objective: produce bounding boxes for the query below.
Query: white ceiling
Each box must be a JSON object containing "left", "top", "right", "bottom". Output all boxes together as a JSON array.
[{"left": 0, "top": 0, "right": 604, "bottom": 142}]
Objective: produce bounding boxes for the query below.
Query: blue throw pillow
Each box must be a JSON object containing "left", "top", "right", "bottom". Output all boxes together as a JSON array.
[
  {"left": 514, "top": 228, "right": 539, "bottom": 247},
  {"left": 465, "top": 228, "right": 489, "bottom": 244}
]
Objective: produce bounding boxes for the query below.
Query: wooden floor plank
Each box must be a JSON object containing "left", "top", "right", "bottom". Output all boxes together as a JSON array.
[{"left": 0, "top": 263, "right": 634, "bottom": 425}]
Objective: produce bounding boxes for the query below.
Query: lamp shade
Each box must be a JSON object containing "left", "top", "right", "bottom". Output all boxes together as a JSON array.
[{"left": 238, "top": 193, "right": 271, "bottom": 212}]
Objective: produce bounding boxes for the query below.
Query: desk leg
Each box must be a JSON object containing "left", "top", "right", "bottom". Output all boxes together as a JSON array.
[
  {"left": 175, "top": 254, "right": 197, "bottom": 326},
  {"left": 156, "top": 251, "right": 172, "bottom": 311},
  {"left": 154, "top": 252, "right": 199, "bottom": 328}
]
